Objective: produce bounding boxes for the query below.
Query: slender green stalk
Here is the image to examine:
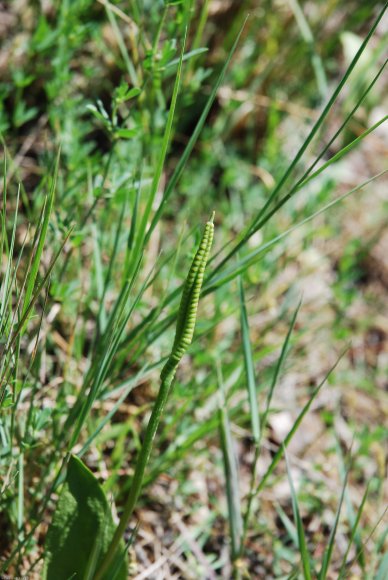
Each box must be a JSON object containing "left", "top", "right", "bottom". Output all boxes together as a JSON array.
[
  {"left": 285, "top": 448, "right": 313, "bottom": 580},
  {"left": 22, "top": 149, "right": 59, "bottom": 321},
  {"left": 241, "top": 301, "right": 301, "bottom": 552},
  {"left": 208, "top": 2, "right": 387, "bottom": 278},
  {"left": 96, "top": 214, "right": 214, "bottom": 579},
  {"left": 288, "top": 0, "right": 328, "bottom": 99},
  {"left": 337, "top": 485, "right": 369, "bottom": 579},
  {"left": 217, "top": 361, "right": 243, "bottom": 575}
]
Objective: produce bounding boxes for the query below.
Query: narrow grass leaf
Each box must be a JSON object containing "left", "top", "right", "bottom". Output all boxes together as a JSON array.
[
  {"left": 262, "top": 300, "right": 302, "bottom": 430},
  {"left": 217, "top": 363, "right": 243, "bottom": 562},
  {"left": 284, "top": 448, "right": 312, "bottom": 580},
  {"left": 276, "top": 502, "right": 298, "bottom": 546},
  {"left": 318, "top": 470, "right": 348, "bottom": 579},
  {"left": 255, "top": 352, "right": 345, "bottom": 497},
  {"left": 242, "top": 301, "right": 301, "bottom": 551},
  {"left": 146, "top": 19, "right": 247, "bottom": 239},
  {"left": 205, "top": 171, "right": 386, "bottom": 293},
  {"left": 239, "top": 276, "right": 260, "bottom": 444},
  {"left": 95, "top": 216, "right": 214, "bottom": 579},
  {"left": 209, "top": 3, "right": 387, "bottom": 277},
  {"left": 22, "top": 149, "right": 59, "bottom": 319},
  {"left": 135, "top": 27, "right": 187, "bottom": 256},
  {"left": 104, "top": 3, "right": 138, "bottom": 85},
  {"left": 335, "top": 437, "right": 365, "bottom": 570},
  {"left": 338, "top": 484, "right": 369, "bottom": 579},
  {"left": 288, "top": 0, "right": 327, "bottom": 98}
]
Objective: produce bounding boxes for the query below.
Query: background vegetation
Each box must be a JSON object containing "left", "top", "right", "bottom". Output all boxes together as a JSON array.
[{"left": 0, "top": 0, "right": 387, "bottom": 577}]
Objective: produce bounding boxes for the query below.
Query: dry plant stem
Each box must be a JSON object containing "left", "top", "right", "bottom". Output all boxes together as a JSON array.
[{"left": 96, "top": 215, "right": 214, "bottom": 579}]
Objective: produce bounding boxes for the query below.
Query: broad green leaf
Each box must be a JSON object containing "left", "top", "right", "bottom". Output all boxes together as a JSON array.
[{"left": 44, "top": 455, "right": 127, "bottom": 580}]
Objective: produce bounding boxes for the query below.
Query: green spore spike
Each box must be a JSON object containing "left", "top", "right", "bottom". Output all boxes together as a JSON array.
[{"left": 162, "top": 212, "right": 214, "bottom": 381}]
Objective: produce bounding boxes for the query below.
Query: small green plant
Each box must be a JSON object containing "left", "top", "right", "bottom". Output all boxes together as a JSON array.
[
  {"left": 43, "top": 214, "right": 214, "bottom": 578},
  {"left": 96, "top": 213, "right": 214, "bottom": 577}
]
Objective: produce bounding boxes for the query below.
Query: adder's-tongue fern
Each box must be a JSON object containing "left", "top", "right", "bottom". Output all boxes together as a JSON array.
[{"left": 97, "top": 214, "right": 214, "bottom": 578}]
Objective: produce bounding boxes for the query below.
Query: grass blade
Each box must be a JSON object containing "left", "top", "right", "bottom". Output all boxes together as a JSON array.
[
  {"left": 318, "top": 470, "right": 348, "bottom": 579},
  {"left": 146, "top": 18, "right": 248, "bottom": 240},
  {"left": 217, "top": 361, "right": 243, "bottom": 566},
  {"left": 288, "top": 0, "right": 327, "bottom": 99},
  {"left": 239, "top": 276, "right": 260, "bottom": 445},
  {"left": 209, "top": 3, "right": 387, "bottom": 277},
  {"left": 338, "top": 484, "right": 369, "bottom": 579},
  {"left": 95, "top": 216, "right": 214, "bottom": 579},
  {"left": 255, "top": 352, "right": 346, "bottom": 497},
  {"left": 135, "top": 26, "right": 187, "bottom": 254},
  {"left": 284, "top": 448, "right": 313, "bottom": 580},
  {"left": 242, "top": 300, "right": 301, "bottom": 551},
  {"left": 22, "top": 149, "right": 59, "bottom": 320},
  {"left": 205, "top": 171, "right": 387, "bottom": 293}
]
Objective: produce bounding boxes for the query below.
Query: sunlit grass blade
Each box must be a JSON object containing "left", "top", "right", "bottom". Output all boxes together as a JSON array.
[
  {"left": 22, "top": 149, "right": 59, "bottom": 320},
  {"left": 92, "top": 220, "right": 106, "bottom": 332},
  {"left": 349, "top": 506, "right": 388, "bottom": 575},
  {"left": 22, "top": 284, "right": 50, "bottom": 445},
  {"left": 338, "top": 484, "right": 369, "bottom": 579},
  {"left": 241, "top": 300, "right": 301, "bottom": 552},
  {"left": 239, "top": 276, "right": 260, "bottom": 445},
  {"left": 17, "top": 453, "right": 24, "bottom": 540},
  {"left": 288, "top": 0, "right": 327, "bottom": 99},
  {"left": 217, "top": 362, "right": 243, "bottom": 566},
  {"left": 376, "top": 553, "right": 388, "bottom": 580},
  {"left": 123, "top": 177, "right": 140, "bottom": 277},
  {"left": 318, "top": 470, "right": 348, "bottom": 579},
  {"left": 145, "top": 18, "right": 247, "bottom": 240},
  {"left": 133, "top": 27, "right": 187, "bottom": 258},
  {"left": 95, "top": 216, "right": 214, "bottom": 579},
  {"left": 205, "top": 171, "right": 386, "bottom": 293},
  {"left": 97, "top": 192, "right": 128, "bottom": 336},
  {"left": 0, "top": 156, "right": 6, "bottom": 260},
  {"left": 262, "top": 301, "right": 301, "bottom": 430},
  {"left": 335, "top": 437, "right": 366, "bottom": 572},
  {"left": 276, "top": 502, "right": 298, "bottom": 546},
  {"left": 0, "top": 186, "right": 19, "bottom": 325},
  {"left": 0, "top": 228, "right": 72, "bottom": 392},
  {"left": 209, "top": 3, "right": 387, "bottom": 277},
  {"left": 254, "top": 352, "right": 345, "bottom": 498},
  {"left": 284, "top": 448, "right": 313, "bottom": 580}
]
